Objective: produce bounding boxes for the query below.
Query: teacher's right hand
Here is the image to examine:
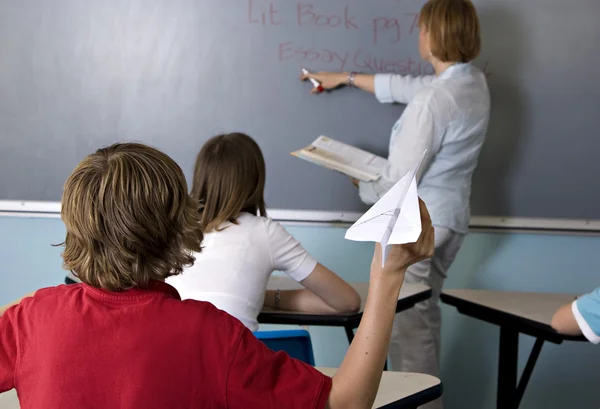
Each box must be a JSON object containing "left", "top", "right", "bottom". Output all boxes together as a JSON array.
[{"left": 300, "top": 71, "right": 347, "bottom": 93}]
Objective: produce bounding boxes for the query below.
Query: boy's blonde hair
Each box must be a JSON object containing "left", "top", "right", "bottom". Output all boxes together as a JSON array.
[
  {"left": 419, "top": 0, "right": 481, "bottom": 63},
  {"left": 60, "top": 143, "right": 203, "bottom": 291},
  {"left": 191, "top": 133, "right": 267, "bottom": 232}
]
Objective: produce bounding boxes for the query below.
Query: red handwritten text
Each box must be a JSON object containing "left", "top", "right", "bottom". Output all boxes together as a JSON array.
[
  {"left": 278, "top": 41, "right": 493, "bottom": 78},
  {"left": 372, "top": 13, "right": 420, "bottom": 44},
  {"left": 279, "top": 41, "right": 351, "bottom": 71},
  {"left": 373, "top": 18, "right": 400, "bottom": 45},
  {"left": 297, "top": 4, "right": 358, "bottom": 29},
  {"left": 406, "top": 13, "right": 419, "bottom": 35},
  {"left": 248, "top": 0, "right": 281, "bottom": 26},
  {"left": 353, "top": 48, "right": 436, "bottom": 75}
]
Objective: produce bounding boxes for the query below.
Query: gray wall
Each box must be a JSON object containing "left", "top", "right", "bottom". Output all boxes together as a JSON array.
[{"left": 0, "top": 0, "right": 599, "bottom": 217}]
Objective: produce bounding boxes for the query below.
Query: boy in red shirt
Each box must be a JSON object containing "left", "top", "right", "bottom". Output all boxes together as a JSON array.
[{"left": 0, "top": 143, "right": 434, "bottom": 409}]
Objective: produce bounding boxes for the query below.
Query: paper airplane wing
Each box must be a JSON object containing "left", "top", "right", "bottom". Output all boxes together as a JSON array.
[
  {"left": 388, "top": 176, "right": 422, "bottom": 244},
  {"left": 345, "top": 150, "right": 427, "bottom": 244},
  {"left": 343, "top": 212, "right": 392, "bottom": 242},
  {"left": 344, "top": 174, "right": 411, "bottom": 242},
  {"left": 345, "top": 150, "right": 427, "bottom": 267}
]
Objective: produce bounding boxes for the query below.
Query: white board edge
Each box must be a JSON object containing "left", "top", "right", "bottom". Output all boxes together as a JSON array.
[
  {"left": 468, "top": 216, "right": 600, "bottom": 233},
  {"left": 2, "top": 201, "right": 600, "bottom": 233}
]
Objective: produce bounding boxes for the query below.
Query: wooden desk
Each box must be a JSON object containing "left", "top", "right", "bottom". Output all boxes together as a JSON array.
[
  {"left": 0, "top": 369, "right": 441, "bottom": 409},
  {"left": 441, "top": 289, "right": 586, "bottom": 409},
  {"left": 260, "top": 276, "right": 432, "bottom": 344},
  {"left": 317, "top": 367, "right": 441, "bottom": 409}
]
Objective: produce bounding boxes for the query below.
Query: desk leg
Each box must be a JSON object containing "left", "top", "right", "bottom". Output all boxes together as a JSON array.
[
  {"left": 515, "top": 338, "right": 544, "bottom": 408},
  {"left": 497, "top": 327, "right": 518, "bottom": 409},
  {"left": 344, "top": 325, "right": 355, "bottom": 344}
]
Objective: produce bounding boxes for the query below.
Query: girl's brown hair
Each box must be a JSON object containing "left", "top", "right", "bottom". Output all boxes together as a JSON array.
[
  {"left": 60, "top": 143, "right": 203, "bottom": 291},
  {"left": 191, "top": 133, "right": 267, "bottom": 232},
  {"left": 419, "top": 0, "right": 481, "bottom": 63}
]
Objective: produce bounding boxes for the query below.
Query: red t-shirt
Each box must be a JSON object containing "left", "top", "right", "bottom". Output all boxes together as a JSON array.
[{"left": 0, "top": 282, "right": 332, "bottom": 409}]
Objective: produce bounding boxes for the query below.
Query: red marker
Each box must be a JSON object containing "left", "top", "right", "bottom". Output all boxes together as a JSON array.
[{"left": 302, "top": 68, "right": 324, "bottom": 93}]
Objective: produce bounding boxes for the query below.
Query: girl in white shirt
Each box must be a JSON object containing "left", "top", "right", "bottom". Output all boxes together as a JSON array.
[{"left": 167, "top": 132, "right": 360, "bottom": 331}]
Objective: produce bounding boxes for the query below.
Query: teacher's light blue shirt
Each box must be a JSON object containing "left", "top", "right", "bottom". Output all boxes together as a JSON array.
[{"left": 359, "top": 63, "right": 490, "bottom": 233}]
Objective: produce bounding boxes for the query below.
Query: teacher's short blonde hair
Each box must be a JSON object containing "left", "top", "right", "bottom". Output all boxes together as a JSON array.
[{"left": 419, "top": 0, "right": 481, "bottom": 63}]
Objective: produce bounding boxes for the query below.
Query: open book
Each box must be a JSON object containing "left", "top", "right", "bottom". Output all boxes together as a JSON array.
[
  {"left": 292, "top": 136, "right": 388, "bottom": 182},
  {"left": 345, "top": 151, "right": 426, "bottom": 266}
]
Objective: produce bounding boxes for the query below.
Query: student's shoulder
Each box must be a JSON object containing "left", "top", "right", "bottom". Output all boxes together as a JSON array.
[
  {"left": 587, "top": 287, "right": 600, "bottom": 297},
  {"left": 23, "top": 284, "right": 84, "bottom": 306},
  {"left": 577, "top": 287, "right": 600, "bottom": 306},
  {"left": 231, "top": 212, "right": 265, "bottom": 231},
  {"left": 240, "top": 213, "right": 286, "bottom": 237},
  {"left": 573, "top": 287, "right": 600, "bottom": 343},
  {"left": 8, "top": 284, "right": 85, "bottom": 325},
  {"left": 175, "top": 298, "right": 246, "bottom": 341}
]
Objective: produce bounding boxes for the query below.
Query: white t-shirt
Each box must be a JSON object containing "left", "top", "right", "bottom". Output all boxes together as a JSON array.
[{"left": 167, "top": 213, "right": 317, "bottom": 331}]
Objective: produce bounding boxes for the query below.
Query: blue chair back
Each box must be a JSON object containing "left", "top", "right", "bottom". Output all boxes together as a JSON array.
[{"left": 254, "top": 329, "right": 315, "bottom": 365}]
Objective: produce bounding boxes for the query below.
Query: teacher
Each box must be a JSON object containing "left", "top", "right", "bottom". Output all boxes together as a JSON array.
[{"left": 302, "top": 0, "right": 490, "bottom": 406}]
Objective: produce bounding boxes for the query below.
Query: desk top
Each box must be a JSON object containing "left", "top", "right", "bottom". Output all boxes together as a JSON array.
[
  {"left": 317, "top": 367, "right": 441, "bottom": 409},
  {"left": 441, "top": 289, "right": 586, "bottom": 342},
  {"left": 0, "top": 370, "right": 441, "bottom": 409},
  {"left": 259, "top": 276, "right": 431, "bottom": 326},
  {"left": 0, "top": 389, "right": 18, "bottom": 409}
]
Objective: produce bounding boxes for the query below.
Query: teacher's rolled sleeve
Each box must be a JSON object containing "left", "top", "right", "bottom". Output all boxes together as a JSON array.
[
  {"left": 374, "top": 73, "right": 436, "bottom": 105},
  {"left": 572, "top": 287, "right": 600, "bottom": 344}
]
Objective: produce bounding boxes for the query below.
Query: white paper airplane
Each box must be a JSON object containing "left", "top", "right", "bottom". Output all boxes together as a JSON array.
[{"left": 345, "top": 151, "right": 427, "bottom": 267}]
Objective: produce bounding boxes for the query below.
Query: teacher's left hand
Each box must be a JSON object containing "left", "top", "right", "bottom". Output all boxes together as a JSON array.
[{"left": 351, "top": 178, "right": 359, "bottom": 188}]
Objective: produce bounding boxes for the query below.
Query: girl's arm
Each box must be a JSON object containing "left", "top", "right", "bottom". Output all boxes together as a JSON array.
[{"left": 264, "top": 263, "right": 361, "bottom": 314}]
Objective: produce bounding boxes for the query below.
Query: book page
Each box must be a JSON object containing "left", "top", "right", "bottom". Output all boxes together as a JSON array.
[
  {"left": 295, "top": 146, "right": 374, "bottom": 181},
  {"left": 311, "top": 136, "right": 387, "bottom": 179}
]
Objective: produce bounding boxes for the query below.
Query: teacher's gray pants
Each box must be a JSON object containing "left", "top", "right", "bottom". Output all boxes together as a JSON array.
[{"left": 388, "top": 227, "right": 465, "bottom": 409}]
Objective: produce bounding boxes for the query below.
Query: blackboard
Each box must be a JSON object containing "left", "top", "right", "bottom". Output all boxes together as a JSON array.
[{"left": 0, "top": 0, "right": 599, "bottom": 218}]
